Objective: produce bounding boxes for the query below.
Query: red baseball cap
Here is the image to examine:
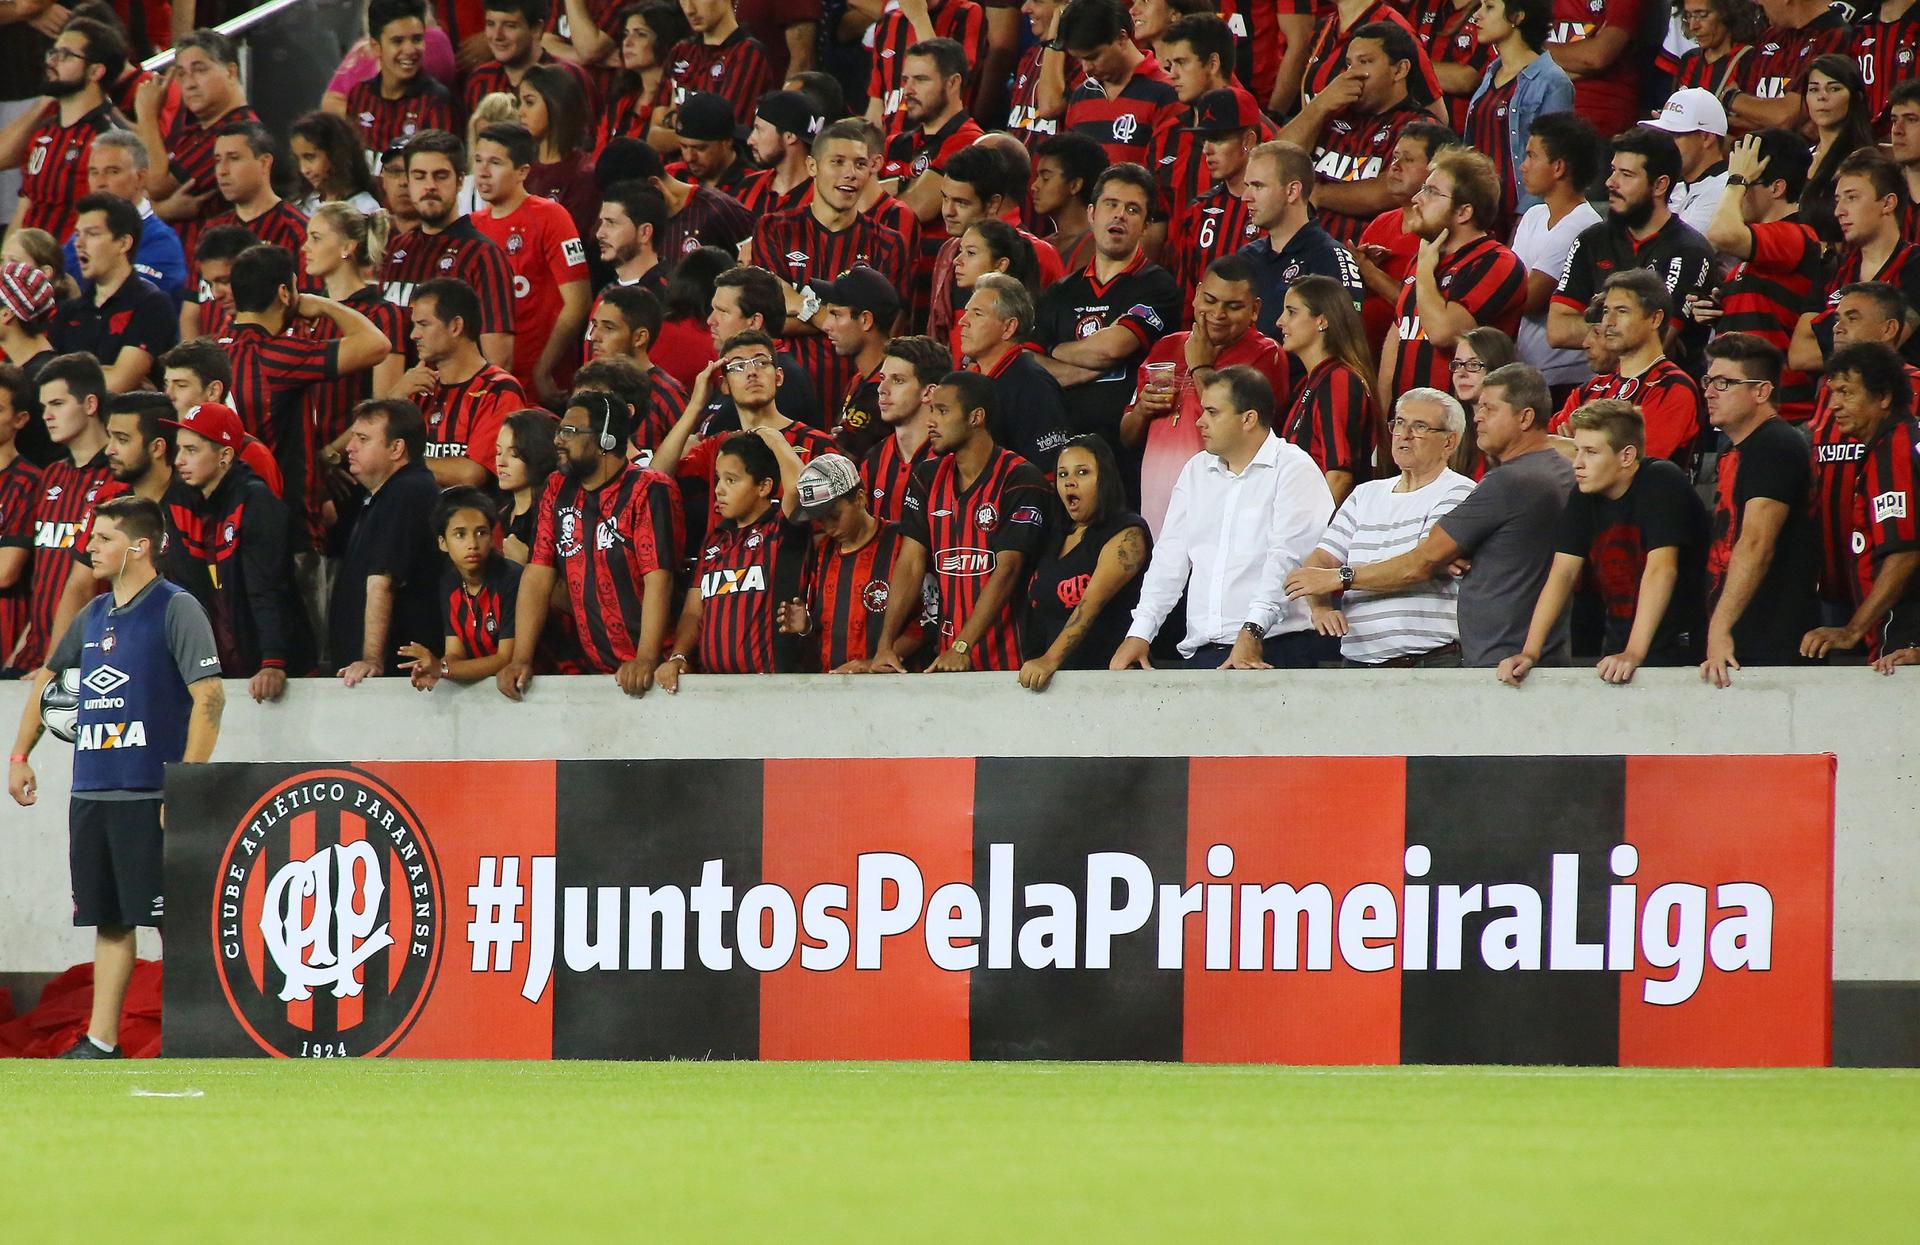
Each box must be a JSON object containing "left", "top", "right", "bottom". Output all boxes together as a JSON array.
[{"left": 165, "top": 401, "right": 246, "bottom": 449}]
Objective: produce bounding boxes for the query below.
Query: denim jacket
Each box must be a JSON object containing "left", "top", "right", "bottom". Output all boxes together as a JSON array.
[{"left": 1468, "top": 51, "right": 1575, "bottom": 218}]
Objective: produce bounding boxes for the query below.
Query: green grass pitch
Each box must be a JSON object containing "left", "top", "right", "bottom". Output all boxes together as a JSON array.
[{"left": 5, "top": 1062, "right": 1913, "bottom": 1241}]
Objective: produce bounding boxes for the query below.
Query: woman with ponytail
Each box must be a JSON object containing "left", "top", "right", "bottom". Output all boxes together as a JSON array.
[{"left": 1277, "top": 274, "right": 1386, "bottom": 504}]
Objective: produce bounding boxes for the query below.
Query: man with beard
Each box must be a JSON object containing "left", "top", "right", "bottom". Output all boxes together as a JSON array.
[
  {"left": 737, "top": 91, "right": 823, "bottom": 222},
  {"left": 471, "top": 122, "right": 592, "bottom": 402},
  {"left": 1, "top": 18, "right": 126, "bottom": 242},
  {"left": 958, "top": 273, "right": 1071, "bottom": 472},
  {"left": 399, "top": 278, "right": 526, "bottom": 487},
  {"left": 811, "top": 267, "right": 899, "bottom": 461},
  {"left": 670, "top": 94, "right": 754, "bottom": 201},
  {"left": 751, "top": 119, "right": 912, "bottom": 418},
  {"left": 100, "top": 390, "right": 179, "bottom": 516},
  {"left": 882, "top": 40, "right": 986, "bottom": 285},
  {"left": 582, "top": 289, "right": 691, "bottom": 452},
  {"left": 500, "top": 389, "right": 684, "bottom": 697},
  {"left": 1548, "top": 126, "right": 1718, "bottom": 353},
  {"left": 1352, "top": 122, "right": 1458, "bottom": 351},
  {"left": 1239, "top": 141, "right": 1363, "bottom": 343},
  {"left": 593, "top": 180, "right": 670, "bottom": 297},
  {"left": 382, "top": 130, "right": 517, "bottom": 372},
  {"left": 1034, "top": 163, "right": 1179, "bottom": 490},
  {"left": 345, "top": 0, "right": 455, "bottom": 159},
  {"left": 132, "top": 31, "right": 259, "bottom": 256},
  {"left": 52, "top": 195, "right": 178, "bottom": 393},
  {"left": 1380, "top": 148, "right": 1527, "bottom": 402},
  {"left": 163, "top": 400, "right": 310, "bottom": 699},
  {"left": 1548, "top": 270, "right": 1705, "bottom": 469}
]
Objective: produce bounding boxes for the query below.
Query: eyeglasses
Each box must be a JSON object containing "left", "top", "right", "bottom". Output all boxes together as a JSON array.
[
  {"left": 1702, "top": 376, "right": 1764, "bottom": 393},
  {"left": 555, "top": 425, "right": 595, "bottom": 438},
  {"left": 723, "top": 356, "right": 776, "bottom": 375},
  {"left": 1412, "top": 183, "right": 1455, "bottom": 201},
  {"left": 45, "top": 48, "right": 86, "bottom": 64},
  {"left": 1449, "top": 359, "right": 1486, "bottom": 374},
  {"left": 1388, "top": 417, "right": 1449, "bottom": 437}
]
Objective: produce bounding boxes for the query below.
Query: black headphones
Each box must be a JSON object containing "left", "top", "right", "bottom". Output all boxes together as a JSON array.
[{"left": 572, "top": 392, "right": 630, "bottom": 455}]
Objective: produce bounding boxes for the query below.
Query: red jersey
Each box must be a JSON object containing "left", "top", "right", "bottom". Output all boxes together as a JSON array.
[
  {"left": 882, "top": 112, "right": 985, "bottom": 292},
  {"left": 1388, "top": 234, "right": 1527, "bottom": 397},
  {"left": 1412, "top": 0, "right": 1493, "bottom": 131},
  {"left": 1006, "top": 45, "right": 1073, "bottom": 148},
  {"left": 226, "top": 323, "right": 340, "bottom": 529},
  {"left": 632, "top": 364, "right": 693, "bottom": 453},
  {"left": 897, "top": 445, "right": 1052, "bottom": 670},
  {"left": 694, "top": 505, "right": 811, "bottom": 673},
  {"left": 0, "top": 455, "right": 40, "bottom": 669},
  {"left": 1462, "top": 73, "right": 1521, "bottom": 231},
  {"left": 531, "top": 461, "right": 684, "bottom": 672},
  {"left": 1546, "top": 0, "right": 1644, "bottom": 138},
  {"left": 473, "top": 194, "right": 591, "bottom": 394},
  {"left": 1309, "top": 101, "right": 1429, "bottom": 248},
  {"left": 381, "top": 216, "right": 519, "bottom": 354},
  {"left": 1357, "top": 205, "right": 1419, "bottom": 347},
  {"left": 1171, "top": 183, "right": 1261, "bottom": 315},
  {"left": 1284, "top": 357, "right": 1381, "bottom": 482},
  {"left": 461, "top": 55, "right": 593, "bottom": 125},
  {"left": 1221, "top": 0, "right": 1316, "bottom": 104},
  {"left": 867, "top": 0, "right": 989, "bottom": 125},
  {"left": 344, "top": 77, "right": 453, "bottom": 158},
  {"left": 803, "top": 522, "right": 925, "bottom": 670},
  {"left": 1302, "top": 4, "right": 1444, "bottom": 107},
  {"left": 736, "top": 171, "right": 814, "bottom": 221},
  {"left": 17, "top": 101, "right": 121, "bottom": 240},
  {"left": 658, "top": 186, "right": 755, "bottom": 265},
  {"left": 1721, "top": 217, "right": 1826, "bottom": 420},
  {"left": 751, "top": 207, "right": 912, "bottom": 415},
  {"left": 202, "top": 200, "right": 309, "bottom": 285},
  {"left": 1853, "top": 7, "right": 1920, "bottom": 134},
  {"left": 1848, "top": 413, "right": 1920, "bottom": 654},
  {"left": 1739, "top": 11, "right": 1851, "bottom": 107},
  {"left": 1064, "top": 64, "right": 1179, "bottom": 168},
  {"left": 1549, "top": 358, "right": 1704, "bottom": 466},
  {"left": 1673, "top": 46, "right": 1752, "bottom": 96},
  {"left": 661, "top": 29, "right": 774, "bottom": 121},
  {"left": 163, "top": 103, "right": 262, "bottom": 257},
  {"left": 861, "top": 434, "right": 934, "bottom": 527},
  {"left": 1150, "top": 88, "right": 1276, "bottom": 217},
  {"left": 25, "top": 450, "right": 113, "bottom": 670},
  {"left": 441, "top": 558, "right": 520, "bottom": 658},
  {"left": 423, "top": 363, "right": 525, "bottom": 472},
  {"left": 596, "top": 81, "right": 656, "bottom": 156}
]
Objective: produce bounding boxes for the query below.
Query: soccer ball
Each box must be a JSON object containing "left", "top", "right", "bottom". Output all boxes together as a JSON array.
[{"left": 40, "top": 668, "right": 81, "bottom": 745}]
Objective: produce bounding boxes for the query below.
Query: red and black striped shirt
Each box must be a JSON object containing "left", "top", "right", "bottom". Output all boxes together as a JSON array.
[
  {"left": 1415, "top": 0, "right": 1493, "bottom": 132},
  {"left": 424, "top": 363, "right": 525, "bottom": 471},
  {"left": 736, "top": 171, "right": 813, "bottom": 221},
  {"left": 227, "top": 322, "right": 341, "bottom": 537},
  {"left": 661, "top": 29, "right": 774, "bottom": 121},
  {"left": 1550, "top": 358, "right": 1704, "bottom": 467},
  {"left": 1854, "top": 7, "right": 1920, "bottom": 135},
  {"left": 595, "top": 82, "right": 656, "bottom": 156},
  {"left": 532, "top": 461, "right": 684, "bottom": 672},
  {"left": 1308, "top": 100, "right": 1429, "bottom": 248},
  {"left": 1063, "top": 64, "right": 1179, "bottom": 168},
  {"left": 867, "top": 0, "right": 990, "bottom": 127},
  {"left": 1814, "top": 242, "right": 1920, "bottom": 343},
  {"left": 304, "top": 287, "right": 408, "bottom": 543},
  {"left": 1848, "top": 412, "right": 1920, "bottom": 653},
  {"left": 1303, "top": 3, "right": 1444, "bottom": 105},
  {"left": 0, "top": 455, "right": 39, "bottom": 669},
  {"left": 751, "top": 206, "right": 912, "bottom": 415},
  {"left": 1673, "top": 46, "right": 1751, "bottom": 96},
  {"left": 897, "top": 446, "right": 1051, "bottom": 671},
  {"left": 1005, "top": 45, "right": 1072, "bottom": 148},
  {"left": 658, "top": 185, "right": 756, "bottom": 266},
  {"left": 695, "top": 504, "right": 810, "bottom": 673},
  {"left": 1462, "top": 74, "right": 1521, "bottom": 232},
  {"left": 1284, "top": 357, "right": 1380, "bottom": 481},
  {"left": 18, "top": 101, "right": 122, "bottom": 240},
  {"left": 1172, "top": 183, "right": 1259, "bottom": 316},
  {"left": 882, "top": 112, "right": 984, "bottom": 284},
  {"left": 440, "top": 557, "right": 520, "bottom": 657},
  {"left": 164, "top": 103, "right": 261, "bottom": 257},
  {"left": 804, "top": 521, "right": 924, "bottom": 670},
  {"left": 344, "top": 76, "right": 454, "bottom": 160},
  {"left": 861, "top": 433, "right": 933, "bottom": 525},
  {"left": 1149, "top": 87, "right": 1275, "bottom": 217},
  {"left": 1389, "top": 234, "right": 1528, "bottom": 398},
  {"left": 26, "top": 450, "right": 113, "bottom": 671},
  {"left": 1739, "top": 11, "right": 1850, "bottom": 106},
  {"left": 381, "top": 216, "right": 518, "bottom": 351},
  {"left": 1720, "top": 217, "right": 1827, "bottom": 420},
  {"left": 202, "top": 199, "right": 309, "bottom": 284},
  {"left": 461, "top": 54, "right": 593, "bottom": 126},
  {"left": 632, "top": 364, "right": 693, "bottom": 454},
  {"left": 1810, "top": 380, "right": 1868, "bottom": 605}
]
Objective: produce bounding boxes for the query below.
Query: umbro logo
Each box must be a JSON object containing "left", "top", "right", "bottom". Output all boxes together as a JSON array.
[{"left": 83, "top": 666, "right": 129, "bottom": 696}]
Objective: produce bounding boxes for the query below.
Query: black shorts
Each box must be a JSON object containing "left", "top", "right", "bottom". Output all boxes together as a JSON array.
[{"left": 69, "top": 795, "right": 165, "bottom": 929}]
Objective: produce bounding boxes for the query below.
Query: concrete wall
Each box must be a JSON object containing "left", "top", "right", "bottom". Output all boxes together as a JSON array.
[{"left": 3, "top": 668, "right": 1915, "bottom": 985}]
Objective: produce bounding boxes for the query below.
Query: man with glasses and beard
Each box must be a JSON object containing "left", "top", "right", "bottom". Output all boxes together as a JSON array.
[
  {"left": 4, "top": 18, "right": 126, "bottom": 241},
  {"left": 499, "top": 390, "right": 684, "bottom": 699}
]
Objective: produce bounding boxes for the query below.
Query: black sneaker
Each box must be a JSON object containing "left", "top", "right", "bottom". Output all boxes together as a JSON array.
[{"left": 56, "top": 1036, "right": 124, "bottom": 1059}]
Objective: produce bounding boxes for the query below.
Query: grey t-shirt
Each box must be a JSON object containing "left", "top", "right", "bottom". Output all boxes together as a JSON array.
[{"left": 1436, "top": 447, "right": 1575, "bottom": 667}]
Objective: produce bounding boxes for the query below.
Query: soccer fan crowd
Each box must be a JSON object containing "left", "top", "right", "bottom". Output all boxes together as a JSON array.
[{"left": 3, "top": 0, "right": 1920, "bottom": 696}]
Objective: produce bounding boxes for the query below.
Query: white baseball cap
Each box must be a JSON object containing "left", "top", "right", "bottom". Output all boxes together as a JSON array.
[{"left": 1645, "top": 88, "right": 1728, "bottom": 138}]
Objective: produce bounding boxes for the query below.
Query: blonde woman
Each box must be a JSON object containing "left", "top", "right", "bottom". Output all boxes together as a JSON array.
[{"left": 459, "top": 92, "right": 520, "bottom": 217}]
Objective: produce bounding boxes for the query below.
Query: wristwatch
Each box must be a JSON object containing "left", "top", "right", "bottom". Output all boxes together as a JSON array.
[
  {"left": 951, "top": 639, "right": 971, "bottom": 655},
  {"left": 1043, "top": 38, "right": 1065, "bottom": 51},
  {"left": 798, "top": 285, "right": 822, "bottom": 323},
  {"left": 1338, "top": 564, "right": 1355, "bottom": 591}
]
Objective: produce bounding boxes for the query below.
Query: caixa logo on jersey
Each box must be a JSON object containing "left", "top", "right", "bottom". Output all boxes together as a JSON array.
[{"left": 211, "top": 769, "right": 443, "bottom": 1057}]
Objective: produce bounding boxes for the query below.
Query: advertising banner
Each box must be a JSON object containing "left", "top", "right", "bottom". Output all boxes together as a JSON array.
[{"left": 163, "top": 755, "right": 1835, "bottom": 1064}]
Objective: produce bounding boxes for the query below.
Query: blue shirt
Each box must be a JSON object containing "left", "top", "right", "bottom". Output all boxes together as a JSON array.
[{"left": 1240, "top": 221, "right": 1364, "bottom": 341}]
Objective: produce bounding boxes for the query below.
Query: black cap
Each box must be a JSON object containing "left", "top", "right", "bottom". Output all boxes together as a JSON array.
[
  {"left": 676, "top": 91, "right": 744, "bottom": 143},
  {"left": 1184, "top": 88, "right": 1263, "bottom": 136},
  {"left": 806, "top": 265, "right": 901, "bottom": 320},
  {"left": 757, "top": 90, "right": 824, "bottom": 143}
]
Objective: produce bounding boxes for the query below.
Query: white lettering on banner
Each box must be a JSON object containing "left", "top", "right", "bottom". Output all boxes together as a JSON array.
[
  {"left": 469, "top": 844, "right": 1775, "bottom": 1007},
  {"left": 261, "top": 842, "right": 396, "bottom": 1001}
]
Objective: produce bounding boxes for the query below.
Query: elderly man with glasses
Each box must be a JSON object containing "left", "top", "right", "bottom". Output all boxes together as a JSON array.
[{"left": 1283, "top": 386, "right": 1478, "bottom": 666}]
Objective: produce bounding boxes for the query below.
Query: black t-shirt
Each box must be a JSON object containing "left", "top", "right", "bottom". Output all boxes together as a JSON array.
[
  {"left": 1033, "top": 253, "right": 1180, "bottom": 445},
  {"left": 1708, "top": 417, "right": 1816, "bottom": 663},
  {"left": 1554, "top": 214, "right": 1719, "bottom": 361},
  {"left": 1022, "top": 509, "right": 1149, "bottom": 668},
  {"left": 979, "top": 349, "right": 1071, "bottom": 474},
  {"left": 1557, "top": 458, "right": 1709, "bottom": 660},
  {"left": 49, "top": 275, "right": 178, "bottom": 383},
  {"left": 330, "top": 461, "right": 444, "bottom": 668}
]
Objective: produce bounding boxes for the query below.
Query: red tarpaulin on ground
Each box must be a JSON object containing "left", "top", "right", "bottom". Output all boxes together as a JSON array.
[{"left": 0, "top": 960, "right": 162, "bottom": 1058}]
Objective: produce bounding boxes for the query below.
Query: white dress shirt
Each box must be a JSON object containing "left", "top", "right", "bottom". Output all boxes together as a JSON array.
[{"left": 1128, "top": 432, "right": 1336, "bottom": 656}]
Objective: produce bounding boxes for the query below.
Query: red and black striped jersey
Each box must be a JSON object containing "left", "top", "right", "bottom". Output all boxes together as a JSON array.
[
  {"left": 1848, "top": 412, "right": 1920, "bottom": 652},
  {"left": 1410, "top": 0, "right": 1492, "bottom": 131},
  {"left": 164, "top": 104, "right": 261, "bottom": 257},
  {"left": 1171, "top": 183, "right": 1259, "bottom": 316},
  {"left": 26, "top": 450, "right": 113, "bottom": 671},
  {"left": 1814, "top": 241, "right": 1920, "bottom": 338},
  {"left": 882, "top": 110, "right": 984, "bottom": 210},
  {"left": 1854, "top": 7, "right": 1920, "bottom": 134},
  {"left": 1463, "top": 74, "right": 1521, "bottom": 232},
  {"left": 1308, "top": 100, "right": 1429, "bottom": 249},
  {"left": 751, "top": 207, "right": 912, "bottom": 414},
  {"left": 1149, "top": 88, "right": 1275, "bottom": 215},
  {"left": 633, "top": 364, "right": 693, "bottom": 453},
  {"left": 1389, "top": 234, "right": 1527, "bottom": 397},
  {"left": 1810, "top": 380, "right": 1868, "bottom": 605},
  {"left": 736, "top": 170, "right": 813, "bottom": 221},
  {"left": 676, "top": 417, "right": 835, "bottom": 545},
  {"left": 1672, "top": 46, "right": 1751, "bottom": 96},
  {"left": 531, "top": 461, "right": 684, "bottom": 672},
  {"left": 304, "top": 286, "right": 408, "bottom": 543},
  {"left": 1739, "top": 11, "right": 1850, "bottom": 106},
  {"left": 1546, "top": 0, "right": 1644, "bottom": 139},
  {"left": 863, "top": 193, "right": 923, "bottom": 275},
  {"left": 661, "top": 29, "right": 774, "bottom": 121},
  {"left": 1550, "top": 358, "right": 1704, "bottom": 467},
  {"left": 595, "top": 81, "right": 656, "bottom": 156},
  {"left": 344, "top": 76, "right": 454, "bottom": 160},
  {"left": 867, "top": 0, "right": 990, "bottom": 126},
  {"left": 803, "top": 521, "right": 925, "bottom": 670},
  {"left": 897, "top": 445, "right": 1051, "bottom": 670},
  {"left": 0, "top": 455, "right": 39, "bottom": 669},
  {"left": 1284, "top": 357, "right": 1380, "bottom": 481},
  {"left": 1720, "top": 217, "right": 1827, "bottom": 419},
  {"left": 226, "top": 323, "right": 340, "bottom": 459},
  {"left": 1005, "top": 45, "right": 1074, "bottom": 148},
  {"left": 694, "top": 504, "right": 810, "bottom": 673},
  {"left": 1063, "top": 66, "right": 1179, "bottom": 168},
  {"left": 381, "top": 216, "right": 518, "bottom": 350},
  {"left": 424, "top": 363, "right": 525, "bottom": 471},
  {"left": 1303, "top": 3, "right": 1443, "bottom": 107},
  {"left": 440, "top": 557, "right": 520, "bottom": 658},
  {"left": 17, "top": 101, "right": 122, "bottom": 240},
  {"left": 1221, "top": 0, "right": 1316, "bottom": 104},
  {"left": 202, "top": 200, "right": 309, "bottom": 285},
  {"left": 658, "top": 185, "right": 756, "bottom": 266},
  {"left": 861, "top": 432, "right": 933, "bottom": 525}
]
